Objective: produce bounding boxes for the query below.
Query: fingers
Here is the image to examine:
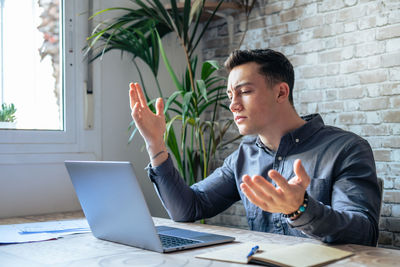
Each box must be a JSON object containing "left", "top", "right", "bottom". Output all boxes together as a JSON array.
[
  {"left": 129, "top": 82, "right": 138, "bottom": 110},
  {"left": 135, "top": 83, "right": 147, "bottom": 108},
  {"left": 246, "top": 174, "right": 277, "bottom": 194},
  {"left": 155, "top": 97, "right": 164, "bottom": 116},
  {"left": 240, "top": 175, "right": 274, "bottom": 210},
  {"left": 268, "top": 170, "right": 290, "bottom": 192},
  {"left": 129, "top": 82, "right": 147, "bottom": 109},
  {"left": 293, "top": 159, "right": 311, "bottom": 190}
]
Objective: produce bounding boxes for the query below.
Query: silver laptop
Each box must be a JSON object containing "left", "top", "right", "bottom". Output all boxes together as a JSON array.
[{"left": 65, "top": 160, "right": 234, "bottom": 253}]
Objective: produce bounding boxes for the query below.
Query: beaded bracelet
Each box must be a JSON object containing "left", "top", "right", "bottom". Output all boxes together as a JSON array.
[{"left": 282, "top": 191, "right": 309, "bottom": 218}]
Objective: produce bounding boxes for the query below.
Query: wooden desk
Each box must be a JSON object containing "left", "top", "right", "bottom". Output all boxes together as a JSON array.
[{"left": 0, "top": 211, "right": 399, "bottom": 266}]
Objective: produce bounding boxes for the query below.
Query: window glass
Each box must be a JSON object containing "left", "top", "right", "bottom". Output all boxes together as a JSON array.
[{"left": 0, "top": 0, "right": 62, "bottom": 130}]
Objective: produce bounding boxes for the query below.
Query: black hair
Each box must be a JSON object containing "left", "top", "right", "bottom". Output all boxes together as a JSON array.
[{"left": 224, "top": 49, "right": 295, "bottom": 105}]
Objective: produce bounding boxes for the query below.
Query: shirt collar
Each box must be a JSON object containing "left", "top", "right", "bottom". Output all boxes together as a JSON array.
[{"left": 256, "top": 113, "right": 325, "bottom": 151}]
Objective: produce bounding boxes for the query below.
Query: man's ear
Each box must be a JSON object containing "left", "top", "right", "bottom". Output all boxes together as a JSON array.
[{"left": 276, "top": 82, "right": 290, "bottom": 104}]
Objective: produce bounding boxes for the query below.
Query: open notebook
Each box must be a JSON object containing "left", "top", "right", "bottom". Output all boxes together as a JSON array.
[{"left": 196, "top": 242, "right": 353, "bottom": 267}]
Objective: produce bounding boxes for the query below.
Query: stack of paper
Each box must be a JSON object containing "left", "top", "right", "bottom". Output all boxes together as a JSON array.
[{"left": 0, "top": 219, "right": 90, "bottom": 244}]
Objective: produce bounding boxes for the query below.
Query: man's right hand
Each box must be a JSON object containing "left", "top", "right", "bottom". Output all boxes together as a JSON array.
[{"left": 129, "top": 82, "right": 168, "bottom": 166}]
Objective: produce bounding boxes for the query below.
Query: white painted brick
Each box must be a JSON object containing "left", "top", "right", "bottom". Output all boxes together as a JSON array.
[
  {"left": 344, "top": 22, "right": 357, "bottom": 32},
  {"left": 338, "top": 87, "right": 366, "bottom": 99},
  {"left": 386, "top": 38, "right": 400, "bottom": 53},
  {"left": 388, "top": 10, "right": 400, "bottom": 24},
  {"left": 377, "top": 24, "right": 400, "bottom": 40},
  {"left": 282, "top": 46, "right": 295, "bottom": 56},
  {"left": 358, "top": 16, "right": 377, "bottom": 30},
  {"left": 337, "top": 29, "right": 375, "bottom": 46},
  {"left": 361, "top": 124, "right": 391, "bottom": 136},
  {"left": 381, "top": 204, "right": 392, "bottom": 216},
  {"left": 301, "top": 15, "right": 324, "bottom": 29},
  {"left": 318, "top": 101, "right": 344, "bottom": 112},
  {"left": 288, "top": 21, "right": 300, "bottom": 32},
  {"left": 318, "top": 0, "right": 345, "bottom": 12},
  {"left": 344, "top": 100, "right": 360, "bottom": 111},
  {"left": 325, "top": 12, "right": 337, "bottom": 24},
  {"left": 381, "top": 83, "right": 400, "bottom": 95},
  {"left": 393, "top": 124, "right": 400, "bottom": 135},
  {"left": 382, "top": 53, "right": 400, "bottom": 68},
  {"left": 355, "top": 42, "right": 385, "bottom": 58},
  {"left": 306, "top": 78, "right": 323, "bottom": 90},
  {"left": 370, "top": 137, "right": 384, "bottom": 148},
  {"left": 359, "top": 69, "right": 387, "bottom": 84},
  {"left": 340, "top": 59, "right": 368, "bottom": 73},
  {"left": 389, "top": 68, "right": 400, "bottom": 82},
  {"left": 367, "top": 85, "right": 382, "bottom": 97},
  {"left": 283, "top": 0, "right": 296, "bottom": 10},
  {"left": 307, "top": 103, "right": 318, "bottom": 114},
  {"left": 393, "top": 205, "right": 400, "bottom": 217},
  {"left": 267, "top": 24, "right": 288, "bottom": 36},
  {"left": 365, "top": 111, "right": 381, "bottom": 124},
  {"left": 368, "top": 55, "right": 382, "bottom": 70},
  {"left": 337, "top": 4, "right": 367, "bottom": 21},
  {"left": 377, "top": 14, "right": 389, "bottom": 26},
  {"left": 299, "top": 89, "right": 324, "bottom": 103},
  {"left": 359, "top": 97, "right": 389, "bottom": 111},
  {"left": 265, "top": 13, "right": 281, "bottom": 26},
  {"left": 338, "top": 112, "right": 367, "bottom": 124},
  {"left": 344, "top": 73, "right": 361, "bottom": 87},
  {"left": 347, "top": 126, "right": 361, "bottom": 136},
  {"left": 391, "top": 96, "right": 400, "bottom": 108},
  {"left": 296, "top": 39, "right": 325, "bottom": 53},
  {"left": 344, "top": 0, "right": 357, "bottom": 6},
  {"left": 305, "top": 3, "right": 318, "bottom": 15},
  {"left": 393, "top": 150, "right": 400, "bottom": 162},
  {"left": 299, "top": 30, "right": 314, "bottom": 42},
  {"left": 325, "top": 89, "right": 338, "bottom": 100},
  {"left": 321, "top": 113, "right": 338, "bottom": 125}
]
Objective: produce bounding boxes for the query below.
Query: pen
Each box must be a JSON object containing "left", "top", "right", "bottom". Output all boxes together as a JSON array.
[{"left": 247, "top": 245, "right": 259, "bottom": 258}]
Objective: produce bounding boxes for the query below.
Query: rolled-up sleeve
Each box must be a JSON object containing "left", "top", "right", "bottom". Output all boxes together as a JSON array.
[{"left": 288, "top": 139, "right": 381, "bottom": 246}]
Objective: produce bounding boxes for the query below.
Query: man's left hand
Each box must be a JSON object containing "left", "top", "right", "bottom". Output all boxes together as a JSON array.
[{"left": 240, "top": 159, "right": 310, "bottom": 215}]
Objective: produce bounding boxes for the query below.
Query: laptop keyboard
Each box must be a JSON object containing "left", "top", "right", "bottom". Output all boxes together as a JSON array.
[{"left": 158, "top": 234, "right": 201, "bottom": 248}]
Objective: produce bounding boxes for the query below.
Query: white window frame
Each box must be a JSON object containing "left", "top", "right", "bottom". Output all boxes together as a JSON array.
[{"left": 0, "top": 0, "right": 98, "bottom": 160}]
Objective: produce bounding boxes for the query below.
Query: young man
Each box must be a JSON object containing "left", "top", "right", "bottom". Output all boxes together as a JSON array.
[{"left": 129, "top": 49, "right": 381, "bottom": 246}]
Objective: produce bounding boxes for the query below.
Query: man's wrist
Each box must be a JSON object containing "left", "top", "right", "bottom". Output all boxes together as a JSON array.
[
  {"left": 147, "top": 142, "right": 168, "bottom": 167},
  {"left": 282, "top": 191, "right": 309, "bottom": 220}
]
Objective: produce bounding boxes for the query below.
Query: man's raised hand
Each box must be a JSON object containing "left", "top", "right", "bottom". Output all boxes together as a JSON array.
[{"left": 129, "top": 82, "right": 168, "bottom": 165}]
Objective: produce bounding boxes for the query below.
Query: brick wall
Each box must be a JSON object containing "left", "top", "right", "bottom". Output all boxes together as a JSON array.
[{"left": 202, "top": 0, "right": 400, "bottom": 249}]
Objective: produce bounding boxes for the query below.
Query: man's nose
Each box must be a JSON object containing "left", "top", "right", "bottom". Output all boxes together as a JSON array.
[{"left": 229, "top": 94, "right": 242, "bottom": 112}]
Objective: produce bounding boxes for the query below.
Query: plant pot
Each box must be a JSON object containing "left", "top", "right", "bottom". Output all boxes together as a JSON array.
[{"left": 0, "top": 121, "right": 17, "bottom": 129}]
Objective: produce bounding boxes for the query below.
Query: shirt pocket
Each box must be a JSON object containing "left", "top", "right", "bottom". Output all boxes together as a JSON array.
[{"left": 308, "top": 177, "right": 331, "bottom": 205}]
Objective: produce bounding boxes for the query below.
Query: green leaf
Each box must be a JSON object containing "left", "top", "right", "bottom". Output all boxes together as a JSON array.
[
  {"left": 201, "top": 60, "right": 220, "bottom": 80},
  {"left": 196, "top": 79, "right": 208, "bottom": 102},
  {"left": 164, "top": 91, "right": 182, "bottom": 113},
  {"left": 182, "top": 91, "right": 193, "bottom": 116},
  {"left": 156, "top": 31, "right": 183, "bottom": 91}
]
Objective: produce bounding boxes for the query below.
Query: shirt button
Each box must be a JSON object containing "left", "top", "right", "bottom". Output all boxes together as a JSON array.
[
  {"left": 277, "top": 156, "right": 283, "bottom": 161},
  {"left": 295, "top": 138, "right": 299, "bottom": 143}
]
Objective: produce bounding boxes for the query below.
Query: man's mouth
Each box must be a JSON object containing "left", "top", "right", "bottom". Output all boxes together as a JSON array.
[{"left": 234, "top": 116, "right": 247, "bottom": 123}]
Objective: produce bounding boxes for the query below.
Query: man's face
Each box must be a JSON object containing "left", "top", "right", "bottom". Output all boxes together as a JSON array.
[{"left": 227, "top": 62, "right": 279, "bottom": 136}]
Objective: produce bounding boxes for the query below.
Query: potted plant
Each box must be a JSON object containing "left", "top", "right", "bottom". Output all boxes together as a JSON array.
[
  {"left": 85, "top": 0, "right": 247, "bottom": 184},
  {"left": 0, "top": 103, "right": 17, "bottom": 129}
]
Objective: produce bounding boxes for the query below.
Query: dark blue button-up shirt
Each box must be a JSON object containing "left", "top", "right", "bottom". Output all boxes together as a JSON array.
[{"left": 147, "top": 114, "right": 381, "bottom": 246}]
